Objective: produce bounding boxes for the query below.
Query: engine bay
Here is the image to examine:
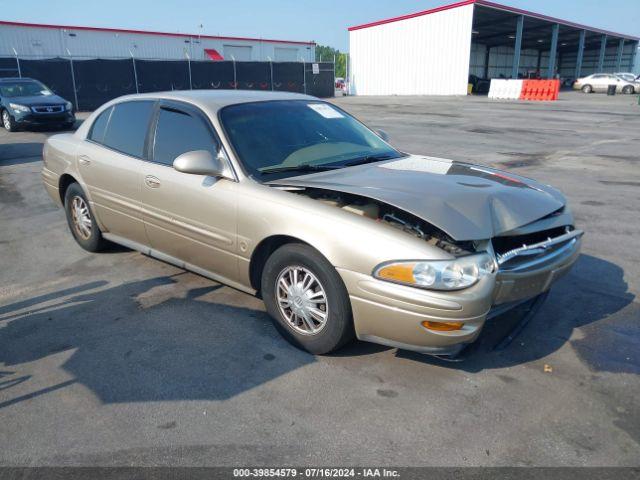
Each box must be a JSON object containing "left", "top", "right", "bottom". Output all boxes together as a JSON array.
[{"left": 284, "top": 186, "right": 477, "bottom": 256}]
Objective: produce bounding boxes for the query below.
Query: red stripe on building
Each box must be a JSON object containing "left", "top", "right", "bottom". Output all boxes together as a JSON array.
[
  {"left": 347, "top": 0, "right": 475, "bottom": 31},
  {"left": 0, "top": 20, "right": 316, "bottom": 46},
  {"left": 347, "top": 0, "right": 639, "bottom": 41}
]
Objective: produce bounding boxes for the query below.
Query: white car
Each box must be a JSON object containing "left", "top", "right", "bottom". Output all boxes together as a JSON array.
[
  {"left": 573, "top": 73, "right": 636, "bottom": 94},
  {"left": 614, "top": 72, "right": 639, "bottom": 83}
]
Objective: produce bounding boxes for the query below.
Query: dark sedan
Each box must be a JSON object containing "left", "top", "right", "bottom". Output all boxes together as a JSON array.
[{"left": 1, "top": 77, "right": 76, "bottom": 132}]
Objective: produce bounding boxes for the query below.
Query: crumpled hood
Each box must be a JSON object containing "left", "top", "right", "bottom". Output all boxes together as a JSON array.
[{"left": 271, "top": 155, "right": 566, "bottom": 241}]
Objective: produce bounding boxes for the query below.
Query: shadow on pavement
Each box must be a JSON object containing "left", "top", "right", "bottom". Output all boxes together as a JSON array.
[
  {"left": 0, "top": 253, "right": 634, "bottom": 410},
  {"left": 0, "top": 274, "right": 314, "bottom": 408},
  {"left": 397, "top": 254, "right": 637, "bottom": 374},
  {"left": 0, "top": 142, "right": 44, "bottom": 166}
]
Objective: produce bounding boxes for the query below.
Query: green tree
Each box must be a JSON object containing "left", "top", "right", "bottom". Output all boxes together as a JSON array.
[{"left": 315, "top": 44, "right": 347, "bottom": 78}]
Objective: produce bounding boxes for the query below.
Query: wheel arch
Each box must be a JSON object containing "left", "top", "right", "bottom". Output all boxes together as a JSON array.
[
  {"left": 249, "top": 234, "right": 316, "bottom": 293},
  {"left": 58, "top": 173, "right": 79, "bottom": 205}
]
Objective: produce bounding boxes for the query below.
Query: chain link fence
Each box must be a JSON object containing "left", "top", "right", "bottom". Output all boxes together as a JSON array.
[{"left": 0, "top": 55, "right": 335, "bottom": 111}]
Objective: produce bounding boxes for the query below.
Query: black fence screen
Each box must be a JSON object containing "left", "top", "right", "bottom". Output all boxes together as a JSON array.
[
  {"left": 0, "top": 57, "right": 19, "bottom": 78},
  {"left": 136, "top": 60, "right": 191, "bottom": 93},
  {"left": 190, "top": 61, "right": 235, "bottom": 90},
  {"left": 272, "top": 62, "right": 305, "bottom": 93},
  {"left": 74, "top": 59, "right": 137, "bottom": 111},
  {"left": 20, "top": 58, "right": 76, "bottom": 107},
  {"left": 305, "top": 62, "right": 336, "bottom": 99},
  {"left": 1, "top": 57, "right": 335, "bottom": 110}
]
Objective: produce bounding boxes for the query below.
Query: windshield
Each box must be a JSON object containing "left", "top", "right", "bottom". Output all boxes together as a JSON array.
[
  {"left": 0, "top": 80, "right": 53, "bottom": 98},
  {"left": 219, "top": 100, "right": 403, "bottom": 180}
]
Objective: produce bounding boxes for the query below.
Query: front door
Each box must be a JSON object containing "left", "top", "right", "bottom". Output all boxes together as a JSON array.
[
  {"left": 140, "top": 101, "right": 239, "bottom": 283},
  {"left": 77, "top": 100, "right": 155, "bottom": 246}
]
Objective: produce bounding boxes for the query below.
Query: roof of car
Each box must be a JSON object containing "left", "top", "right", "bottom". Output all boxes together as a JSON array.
[{"left": 111, "top": 89, "right": 318, "bottom": 112}]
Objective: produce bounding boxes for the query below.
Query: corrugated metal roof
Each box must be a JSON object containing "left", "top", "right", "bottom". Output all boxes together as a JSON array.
[
  {"left": 348, "top": 0, "right": 640, "bottom": 42},
  {"left": 0, "top": 20, "right": 316, "bottom": 46}
]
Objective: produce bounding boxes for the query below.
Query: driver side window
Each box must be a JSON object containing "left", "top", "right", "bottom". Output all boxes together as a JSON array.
[{"left": 152, "top": 107, "right": 218, "bottom": 166}]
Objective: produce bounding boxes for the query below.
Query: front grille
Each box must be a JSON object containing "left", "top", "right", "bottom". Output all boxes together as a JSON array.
[
  {"left": 31, "top": 105, "right": 64, "bottom": 113},
  {"left": 493, "top": 227, "right": 583, "bottom": 272},
  {"left": 492, "top": 227, "right": 568, "bottom": 257}
]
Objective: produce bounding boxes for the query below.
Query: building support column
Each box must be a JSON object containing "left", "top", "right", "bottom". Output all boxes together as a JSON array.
[
  {"left": 511, "top": 15, "right": 524, "bottom": 79},
  {"left": 547, "top": 23, "right": 559, "bottom": 79},
  {"left": 615, "top": 39, "right": 624, "bottom": 71},
  {"left": 598, "top": 34, "right": 607, "bottom": 72},
  {"left": 630, "top": 41, "right": 638, "bottom": 72},
  {"left": 575, "top": 30, "right": 586, "bottom": 79},
  {"left": 484, "top": 46, "right": 491, "bottom": 78}
]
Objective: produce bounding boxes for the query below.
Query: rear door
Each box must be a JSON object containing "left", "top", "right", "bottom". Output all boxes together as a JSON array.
[
  {"left": 77, "top": 100, "right": 155, "bottom": 246},
  {"left": 140, "top": 100, "right": 239, "bottom": 282},
  {"left": 592, "top": 74, "right": 611, "bottom": 92}
]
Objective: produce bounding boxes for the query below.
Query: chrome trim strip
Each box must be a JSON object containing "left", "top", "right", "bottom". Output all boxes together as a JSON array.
[
  {"left": 102, "top": 232, "right": 256, "bottom": 295},
  {"left": 31, "top": 105, "right": 64, "bottom": 113},
  {"left": 496, "top": 229, "right": 584, "bottom": 268}
]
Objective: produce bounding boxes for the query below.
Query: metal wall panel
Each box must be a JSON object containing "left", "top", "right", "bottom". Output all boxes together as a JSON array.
[
  {"left": 349, "top": 4, "right": 474, "bottom": 96},
  {"left": 470, "top": 43, "right": 547, "bottom": 78},
  {"left": 0, "top": 23, "right": 315, "bottom": 61}
]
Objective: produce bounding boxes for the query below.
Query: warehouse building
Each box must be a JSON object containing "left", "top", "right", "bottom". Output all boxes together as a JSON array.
[
  {"left": 0, "top": 20, "right": 315, "bottom": 62},
  {"left": 348, "top": 0, "right": 639, "bottom": 96}
]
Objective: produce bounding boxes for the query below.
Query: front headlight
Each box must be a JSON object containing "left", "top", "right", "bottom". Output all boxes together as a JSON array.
[
  {"left": 373, "top": 253, "right": 496, "bottom": 291},
  {"left": 9, "top": 103, "right": 30, "bottom": 113},
  {"left": 65, "top": 101, "right": 73, "bottom": 111}
]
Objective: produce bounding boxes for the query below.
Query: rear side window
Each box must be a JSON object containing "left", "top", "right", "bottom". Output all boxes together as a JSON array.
[
  {"left": 101, "top": 101, "right": 155, "bottom": 158},
  {"left": 152, "top": 107, "right": 217, "bottom": 166},
  {"left": 88, "top": 106, "right": 112, "bottom": 143}
]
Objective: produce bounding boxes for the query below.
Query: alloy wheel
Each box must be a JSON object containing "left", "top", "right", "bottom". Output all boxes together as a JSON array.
[
  {"left": 2, "top": 111, "right": 10, "bottom": 130},
  {"left": 276, "top": 266, "right": 328, "bottom": 335},
  {"left": 70, "top": 196, "right": 92, "bottom": 240}
]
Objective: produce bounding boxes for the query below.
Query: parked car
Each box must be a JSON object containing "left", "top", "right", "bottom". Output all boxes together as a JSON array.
[
  {"left": 335, "top": 77, "right": 345, "bottom": 89},
  {"left": 41, "top": 91, "right": 582, "bottom": 356},
  {"left": 614, "top": 72, "right": 638, "bottom": 83},
  {"left": 573, "top": 73, "right": 636, "bottom": 94},
  {"left": 0, "top": 77, "right": 75, "bottom": 132}
]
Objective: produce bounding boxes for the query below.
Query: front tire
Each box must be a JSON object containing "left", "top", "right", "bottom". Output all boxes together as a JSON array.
[
  {"left": 2, "top": 109, "right": 17, "bottom": 132},
  {"left": 581, "top": 85, "right": 592, "bottom": 94},
  {"left": 64, "top": 182, "right": 107, "bottom": 252},
  {"left": 261, "top": 243, "right": 354, "bottom": 354},
  {"left": 622, "top": 85, "right": 634, "bottom": 95}
]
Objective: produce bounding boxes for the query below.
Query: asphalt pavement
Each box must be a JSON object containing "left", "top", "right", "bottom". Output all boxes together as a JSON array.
[{"left": 0, "top": 91, "right": 638, "bottom": 466}]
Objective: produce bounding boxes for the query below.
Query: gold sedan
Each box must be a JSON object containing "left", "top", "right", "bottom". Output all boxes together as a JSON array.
[{"left": 42, "top": 91, "right": 582, "bottom": 356}]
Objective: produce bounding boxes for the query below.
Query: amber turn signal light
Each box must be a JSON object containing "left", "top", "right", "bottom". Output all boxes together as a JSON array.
[{"left": 421, "top": 320, "right": 464, "bottom": 332}]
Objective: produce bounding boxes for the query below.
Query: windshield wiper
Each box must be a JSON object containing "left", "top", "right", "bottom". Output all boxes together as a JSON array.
[
  {"left": 342, "top": 154, "right": 395, "bottom": 167},
  {"left": 260, "top": 164, "right": 342, "bottom": 174}
]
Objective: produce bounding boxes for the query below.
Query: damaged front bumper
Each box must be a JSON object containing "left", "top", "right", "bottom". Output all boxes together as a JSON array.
[{"left": 339, "top": 229, "right": 583, "bottom": 357}]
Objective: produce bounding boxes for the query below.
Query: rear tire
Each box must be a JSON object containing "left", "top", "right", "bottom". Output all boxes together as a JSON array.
[
  {"left": 64, "top": 182, "right": 107, "bottom": 252},
  {"left": 2, "top": 109, "right": 17, "bottom": 132},
  {"left": 261, "top": 243, "right": 354, "bottom": 354},
  {"left": 581, "top": 85, "right": 592, "bottom": 94}
]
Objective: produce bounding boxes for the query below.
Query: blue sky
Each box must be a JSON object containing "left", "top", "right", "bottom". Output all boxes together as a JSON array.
[{"left": 3, "top": 0, "right": 639, "bottom": 51}]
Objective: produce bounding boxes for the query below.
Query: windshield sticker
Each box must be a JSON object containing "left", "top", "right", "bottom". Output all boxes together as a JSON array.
[
  {"left": 380, "top": 156, "right": 452, "bottom": 174},
  {"left": 307, "top": 103, "right": 344, "bottom": 119}
]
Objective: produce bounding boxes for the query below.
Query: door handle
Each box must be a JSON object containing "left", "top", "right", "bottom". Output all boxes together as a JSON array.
[
  {"left": 78, "top": 155, "right": 91, "bottom": 166},
  {"left": 145, "top": 175, "right": 161, "bottom": 188}
]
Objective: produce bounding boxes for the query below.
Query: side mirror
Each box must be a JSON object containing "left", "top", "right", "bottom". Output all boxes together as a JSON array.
[
  {"left": 173, "top": 150, "right": 228, "bottom": 177},
  {"left": 376, "top": 129, "right": 390, "bottom": 142}
]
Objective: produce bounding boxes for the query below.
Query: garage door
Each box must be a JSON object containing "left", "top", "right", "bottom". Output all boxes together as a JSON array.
[
  {"left": 274, "top": 47, "right": 298, "bottom": 62},
  {"left": 223, "top": 45, "right": 252, "bottom": 61}
]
